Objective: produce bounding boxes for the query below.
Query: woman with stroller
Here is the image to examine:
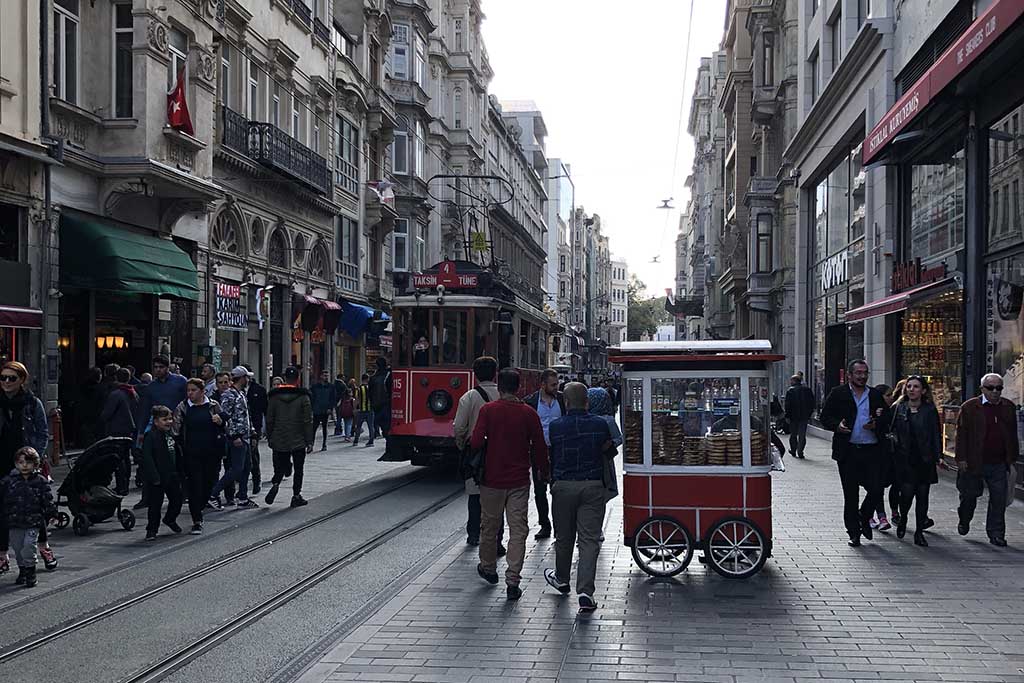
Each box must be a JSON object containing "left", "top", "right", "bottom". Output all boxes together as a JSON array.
[
  {"left": 890, "top": 376, "right": 941, "bottom": 546},
  {"left": 172, "top": 379, "right": 224, "bottom": 535},
  {"left": 0, "top": 361, "right": 55, "bottom": 573}
]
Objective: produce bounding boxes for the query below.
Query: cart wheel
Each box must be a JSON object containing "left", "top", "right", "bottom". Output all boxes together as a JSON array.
[
  {"left": 118, "top": 510, "right": 136, "bottom": 531},
  {"left": 55, "top": 512, "right": 71, "bottom": 529},
  {"left": 705, "top": 517, "right": 768, "bottom": 579},
  {"left": 630, "top": 516, "right": 694, "bottom": 577},
  {"left": 72, "top": 513, "right": 91, "bottom": 537}
]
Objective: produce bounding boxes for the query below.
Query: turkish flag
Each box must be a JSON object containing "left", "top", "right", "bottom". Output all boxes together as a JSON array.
[{"left": 167, "top": 70, "right": 194, "bottom": 136}]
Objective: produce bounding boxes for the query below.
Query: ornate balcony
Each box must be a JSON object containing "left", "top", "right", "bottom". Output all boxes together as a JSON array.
[
  {"left": 367, "top": 87, "right": 398, "bottom": 135},
  {"left": 291, "top": 0, "right": 311, "bottom": 27},
  {"left": 222, "top": 105, "right": 249, "bottom": 155},
  {"left": 336, "top": 259, "right": 360, "bottom": 294},
  {"left": 313, "top": 18, "right": 331, "bottom": 44},
  {"left": 248, "top": 121, "right": 330, "bottom": 195}
]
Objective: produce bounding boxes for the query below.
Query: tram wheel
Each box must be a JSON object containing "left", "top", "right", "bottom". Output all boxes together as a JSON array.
[
  {"left": 705, "top": 517, "right": 768, "bottom": 579},
  {"left": 630, "top": 516, "right": 694, "bottom": 577}
]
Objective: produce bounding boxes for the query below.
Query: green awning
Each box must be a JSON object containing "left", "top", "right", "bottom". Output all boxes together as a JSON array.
[{"left": 60, "top": 212, "right": 200, "bottom": 300}]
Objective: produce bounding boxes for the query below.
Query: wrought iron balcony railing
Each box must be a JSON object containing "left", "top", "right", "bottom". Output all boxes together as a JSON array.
[
  {"left": 291, "top": 0, "right": 312, "bottom": 27},
  {"left": 248, "top": 121, "right": 330, "bottom": 195},
  {"left": 313, "top": 18, "right": 331, "bottom": 43},
  {"left": 222, "top": 105, "right": 249, "bottom": 155}
]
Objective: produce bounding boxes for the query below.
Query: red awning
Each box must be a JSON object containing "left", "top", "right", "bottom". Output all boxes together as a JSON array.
[
  {"left": 845, "top": 278, "right": 958, "bottom": 323},
  {"left": 0, "top": 305, "right": 43, "bottom": 329},
  {"left": 863, "top": 0, "right": 1024, "bottom": 165},
  {"left": 322, "top": 300, "right": 342, "bottom": 334}
]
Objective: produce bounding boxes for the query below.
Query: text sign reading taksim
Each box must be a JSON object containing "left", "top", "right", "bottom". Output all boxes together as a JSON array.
[
  {"left": 412, "top": 260, "right": 479, "bottom": 288},
  {"left": 864, "top": 0, "right": 1024, "bottom": 165}
]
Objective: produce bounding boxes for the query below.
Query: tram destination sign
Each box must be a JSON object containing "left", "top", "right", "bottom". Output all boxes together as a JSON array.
[{"left": 412, "top": 261, "right": 479, "bottom": 288}]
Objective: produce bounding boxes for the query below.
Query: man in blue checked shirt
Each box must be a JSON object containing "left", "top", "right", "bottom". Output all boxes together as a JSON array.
[{"left": 543, "top": 382, "right": 611, "bottom": 613}]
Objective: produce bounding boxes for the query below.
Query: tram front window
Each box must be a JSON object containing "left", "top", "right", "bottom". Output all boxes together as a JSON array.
[{"left": 441, "top": 311, "right": 468, "bottom": 365}]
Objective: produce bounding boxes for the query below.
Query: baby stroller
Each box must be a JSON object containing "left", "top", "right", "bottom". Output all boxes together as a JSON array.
[{"left": 55, "top": 437, "right": 136, "bottom": 536}]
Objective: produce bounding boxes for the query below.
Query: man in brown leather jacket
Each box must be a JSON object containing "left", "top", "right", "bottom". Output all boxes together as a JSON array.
[{"left": 955, "top": 373, "right": 1019, "bottom": 547}]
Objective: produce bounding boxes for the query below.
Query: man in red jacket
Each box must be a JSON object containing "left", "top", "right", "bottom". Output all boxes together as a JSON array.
[{"left": 470, "top": 368, "right": 549, "bottom": 600}]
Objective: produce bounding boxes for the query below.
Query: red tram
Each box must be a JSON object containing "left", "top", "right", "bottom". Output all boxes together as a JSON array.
[{"left": 382, "top": 261, "right": 553, "bottom": 466}]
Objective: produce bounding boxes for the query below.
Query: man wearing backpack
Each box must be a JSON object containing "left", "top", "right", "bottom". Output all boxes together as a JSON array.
[{"left": 453, "top": 356, "right": 502, "bottom": 550}]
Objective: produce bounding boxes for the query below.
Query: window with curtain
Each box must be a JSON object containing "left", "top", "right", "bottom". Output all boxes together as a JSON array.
[
  {"left": 168, "top": 27, "right": 188, "bottom": 91},
  {"left": 393, "top": 218, "right": 408, "bottom": 271},
  {"left": 335, "top": 116, "right": 359, "bottom": 194}
]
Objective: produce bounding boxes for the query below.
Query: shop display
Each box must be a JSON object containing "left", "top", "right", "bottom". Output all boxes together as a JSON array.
[
  {"left": 900, "top": 291, "right": 963, "bottom": 406},
  {"left": 623, "top": 410, "right": 643, "bottom": 464}
]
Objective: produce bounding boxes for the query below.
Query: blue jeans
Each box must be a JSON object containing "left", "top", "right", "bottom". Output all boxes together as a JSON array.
[
  {"left": 343, "top": 417, "right": 353, "bottom": 437},
  {"left": 353, "top": 411, "right": 375, "bottom": 443},
  {"left": 212, "top": 439, "right": 251, "bottom": 501}
]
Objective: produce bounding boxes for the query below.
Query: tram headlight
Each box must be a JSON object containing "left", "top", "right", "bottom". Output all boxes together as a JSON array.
[{"left": 427, "top": 389, "right": 453, "bottom": 416}]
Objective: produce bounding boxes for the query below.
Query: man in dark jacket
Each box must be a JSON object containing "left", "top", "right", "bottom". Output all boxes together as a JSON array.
[
  {"left": 368, "top": 357, "right": 392, "bottom": 439},
  {"left": 524, "top": 368, "right": 566, "bottom": 539},
  {"left": 819, "top": 359, "right": 889, "bottom": 547},
  {"left": 784, "top": 374, "right": 816, "bottom": 459},
  {"left": 310, "top": 370, "right": 337, "bottom": 451},
  {"left": 544, "top": 382, "right": 611, "bottom": 612},
  {"left": 265, "top": 366, "right": 315, "bottom": 508},
  {"left": 955, "top": 373, "right": 1019, "bottom": 546},
  {"left": 333, "top": 374, "right": 349, "bottom": 436},
  {"left": 244, "top": 366, "right": 268, "bottom": 494}
]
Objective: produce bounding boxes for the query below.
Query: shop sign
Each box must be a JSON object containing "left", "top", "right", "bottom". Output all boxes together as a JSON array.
[
  {"left": 412, "top": 261, "right": 479, "bottom": 288},
  {"left": 820, "top": 251, "right": 848, "bottom": 292},
  {"left": 215, "top": 282, "right": 246, "bottom": 331},
  {"left": 891, "top": 258, "right": 947, "bottom": 294},
  {"left": 379, "top": 334, "right": 393, "bottom": 348}
]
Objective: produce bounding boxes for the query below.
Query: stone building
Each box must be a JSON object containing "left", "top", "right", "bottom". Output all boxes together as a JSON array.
[
  {"left": 0, "top": 0, "right": 52, "bottom": 404},
  {"left": 610, "top": 256, "right": 628, "bottom": 347}
]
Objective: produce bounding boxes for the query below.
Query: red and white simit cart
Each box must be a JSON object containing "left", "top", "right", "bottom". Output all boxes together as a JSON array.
[{"left": 609, "top": 340, "right": 784, "bottom": 579}]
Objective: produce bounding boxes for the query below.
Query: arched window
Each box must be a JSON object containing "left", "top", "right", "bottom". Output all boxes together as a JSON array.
[
  {"left": 211, "top": 211, "right": 241, "bottom": 254},
  {"left": 453, "top": 87, "right": 463, "bottom": 129},
  {"left": 293, "top": 233, "right": 306, "bottom": 265},
  {"left": 309, "top": 242, "right": 329, "bottom": 280},
  {"left": 268, "top": 229, "right": 288, "bottom": 268},
  {"left": 250, "top": 217, "right": 265, "bottom": 253}
]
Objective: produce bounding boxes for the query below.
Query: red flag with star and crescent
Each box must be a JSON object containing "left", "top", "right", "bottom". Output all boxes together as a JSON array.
[{"left": 167, "top": 70, "right": 194, "bottom": 136}]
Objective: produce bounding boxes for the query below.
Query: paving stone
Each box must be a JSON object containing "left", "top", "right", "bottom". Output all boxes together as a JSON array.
[{"left": 296, "top": 435, "right": 1024, "bottom": 683}]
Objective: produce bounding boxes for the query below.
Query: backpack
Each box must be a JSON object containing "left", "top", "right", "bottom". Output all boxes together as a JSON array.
[
  {"left": 460, "top": 386, "right": 491, "bottom": 484},
  {"left": 339, "top": 396, "right": 354, "bottom": 418}
]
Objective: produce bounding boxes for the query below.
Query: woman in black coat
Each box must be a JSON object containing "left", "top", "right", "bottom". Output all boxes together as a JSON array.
[{"left": 890, "top": 375, "right": 941, "bottom": 546}]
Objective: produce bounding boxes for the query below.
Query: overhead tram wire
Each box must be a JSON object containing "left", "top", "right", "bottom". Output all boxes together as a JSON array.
[{"left": 655, "top": 0, "right": 696, "bottom": 256}]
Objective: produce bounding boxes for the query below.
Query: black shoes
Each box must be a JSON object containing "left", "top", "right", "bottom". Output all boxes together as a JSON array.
[
  {"left": 290, "top": 495, "right": 308, "bottom": 508},
  {"left": 265, "top": 484, "right": 280, "bottom": 505},
  {"left": 477, "top": 563, "right": 499, "bottom": 585},
  {"left": 578, "top": 594, "right": 598, "bottom": 612},
  {"left": 466, "top": 537, "right": 480, "bottom": 546},
  {"left": 990, "top": 536, "right": 1008, "bottom": 547},
  {"left": 922, "top": 518, "right": 935, "bottom": 530},
  {"left": 896, "top": 519, "right": 907, "bottom": 539},
  {"left": 848, "top": 537, "right": 861, "bottom": 547},
  {"left": 913, "top": 531, "right": 928, "bottom": 547},
  {"left": 190, "top": 524, "right": 203, "bottom": 535},
  {"left": 132, "top": 500, "right": 148, "bottom": 510},
  {"left": 544, "top": 569, "right": 570, "bottom": 594},
  {"left": 15, "top": 568, "right": 26, "bottom": 585},
  {"left": 958, "top": 521, "right": 970, "bottom": 536},
  {"left": 534, "top": 526, "right": 551, "bottom": 540},
  {"left": 164, "top": 520, "right": 183, "bottom": 534},
  {"left": 506, "top": 584, "right": 523, "bottom": 601},
  {"left": 23, "top": 567, "right": 36, "bottom": 588},
  {"left": 860, "top": 520, "right": 873, "bottom": 541},
  {"left": 496, "top": 544, "right": 507, "bottom": 558}
]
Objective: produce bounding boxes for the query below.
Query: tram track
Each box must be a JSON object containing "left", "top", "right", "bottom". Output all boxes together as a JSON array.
[
  {"left": 0, "top": 466, "right": 427, "bottom": 614},
  {"left": 120, "top": 487, "right": 463, "bottom": 683},
  {"left": 0, "top": 469, "right": 439, "bottom": 664}
]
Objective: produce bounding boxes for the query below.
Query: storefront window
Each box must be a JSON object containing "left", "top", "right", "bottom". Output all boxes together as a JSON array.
[
  {"left": 827, "top": 158, "right": 850, "bottom": 256},
  {"left": 987, "top": 107, "right": 1024, "bottom": 253},
  {"left": 909, "top": 150, "right": 965, "bottom": 263},
  {"left": 814, "top": 179, "right": 827, "bottom": 262},
  {"left": 987, "top": 255, "right": 1024, "bottom": 409},
  {"left": 901, "top": 289, "right": 963, "bottom": 407}
]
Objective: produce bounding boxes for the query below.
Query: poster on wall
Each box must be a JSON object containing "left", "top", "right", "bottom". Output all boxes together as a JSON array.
[{"left": 216, "top": 282, "right": 247, "bottom": 331}]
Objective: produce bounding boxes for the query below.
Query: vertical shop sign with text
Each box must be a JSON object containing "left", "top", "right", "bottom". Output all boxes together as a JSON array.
[{"left": 216, "top": 282, "right": 247, "bottom": 331}]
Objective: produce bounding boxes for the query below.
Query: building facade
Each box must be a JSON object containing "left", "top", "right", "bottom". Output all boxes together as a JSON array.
[{"left": 610, "top": 256, "right": 628, "bottom": 346}]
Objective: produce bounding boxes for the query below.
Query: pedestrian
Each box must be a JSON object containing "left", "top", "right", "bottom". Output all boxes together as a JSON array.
[
  {"left": 209, "top": 366, "right": 258, "bottom": 509},
  {"left": 124, "top": 365, "right": 140, "bottom": 386},
  {"left": 136, "top": 356, "right": 188, "bottom": 441},
  {"left": 98, "top": 363, "right": 120, "bottom": 412},
  {"left": 77, "top": 367, "right": 104, "bottom": 447},
  {"left": 0, "top": 447, "right": 56, "bottom": 587},
  {"left": 333, "top": 374, "right": 348, "bottom": 436},
  {"left": 0, "top": 362, "right": 56, "bottom": 572},
  {"left": 337, "top": 384, "right": 354, "bottom": 442},
  {"left": 524, "top": 368, "right": 566, "bottom": 540},
  {"left": 140, "top": 406, "right": 183, "bottom": 540},
  {"left": 368, "top": 357, "right": 392, "bottom": 440},
  {"left": 272, "top": 376, "right": 284, "bottom": 389},
  {"left": 310, "top": 370, "right": 337, "bottom": 452},
  {"left": 587, "top": 386, "right": 622, "bottom": 504},
  {"left": 100, "top": 367, "right": 139, "bottom": 494},
  {"left": 889, "top": 376, "right": 941, "bottom": 546},
  {"left": 955, "top": 373, "right": 1018, "bottom": 547},
  {"left": 453, "top": 356, "right": 504, "bottom": 552},
  {"left": 245, "top": 366, "right": 267, "bottom": 494},
  {"left": 784, "top": 373, "right": 815, "bottom": 459},
  {"left": 200, "top": 364, "right": 217, "bottom": 397},
  {"left": 172, "top": 379, "right": 224, "bottom": 534},
  {"left": 265, "top": 366, "right": 314, "bottom": 508},
  {"left": 469, "top": 368, "right": 548, "bottom": 601},
  {"left": 543, "top": 383, "right": 612, "bottom": 612},
  {"left": 819, "top": 359, "right": 889, "bottom": 547},
  {"left": 351, "top": 374, "right": 374, "bottom": 446},
  {"left": 210, "top": 372, "right": 231, "bottom": 403}
]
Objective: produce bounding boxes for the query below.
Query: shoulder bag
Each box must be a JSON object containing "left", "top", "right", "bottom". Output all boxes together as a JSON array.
[{"left": 460, "top": 387, "right": 491, "bottom": 484}]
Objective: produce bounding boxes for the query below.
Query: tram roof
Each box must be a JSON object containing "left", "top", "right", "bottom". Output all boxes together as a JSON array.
[{"left": 613, "top": 340, "right": 773, "bottom": 354}]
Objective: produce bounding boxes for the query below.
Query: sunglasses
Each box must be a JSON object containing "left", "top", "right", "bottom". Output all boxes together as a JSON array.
[
  {"left": 0, "top": 375, "right": 21, "bottom": 383},
  {"left": 983, "top": 385, "right": 1004, "bottom": 391}
]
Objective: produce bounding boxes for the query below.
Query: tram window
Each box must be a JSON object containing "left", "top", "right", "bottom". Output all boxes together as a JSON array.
[
  {"left": 519, "top": 321, "right": 530, "bottom": 368},
  {"left": 396, "top": 310, "right": 409, "bottom": 367},
  {"left": 474, "top": 309, "right": 494, "bottom": 359},
  {"left": 411, "top": 309, "right": 431, "bottom": 367},
  {"left": 442, "top": 311, "right": 468, "bottom": 365}
]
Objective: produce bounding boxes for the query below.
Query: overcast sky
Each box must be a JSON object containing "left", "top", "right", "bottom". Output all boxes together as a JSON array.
[{"left": 482, "top": 0, "right": 727, "bottom": 297}]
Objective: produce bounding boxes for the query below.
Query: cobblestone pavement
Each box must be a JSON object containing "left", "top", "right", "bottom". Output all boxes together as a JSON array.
[
  {"left": 295, "top": 435, "right": 1024, "bottom": 683},
  {"left": 0, "top": 429, "right": 404, "bottom": 606}
]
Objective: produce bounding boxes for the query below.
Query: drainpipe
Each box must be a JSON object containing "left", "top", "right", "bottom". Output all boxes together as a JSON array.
[{"left": 39, "top": 0, "right": 55, "bottom": 408}]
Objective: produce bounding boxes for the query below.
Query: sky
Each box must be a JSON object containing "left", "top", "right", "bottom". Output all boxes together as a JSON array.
[{"left": 482, "top": 0, "right": 727, "bottom": 297}]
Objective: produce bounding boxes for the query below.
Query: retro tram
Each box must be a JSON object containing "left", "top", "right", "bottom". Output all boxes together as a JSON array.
[{"left": 382, "top": 260, "right": 554, "bottom": 467}]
